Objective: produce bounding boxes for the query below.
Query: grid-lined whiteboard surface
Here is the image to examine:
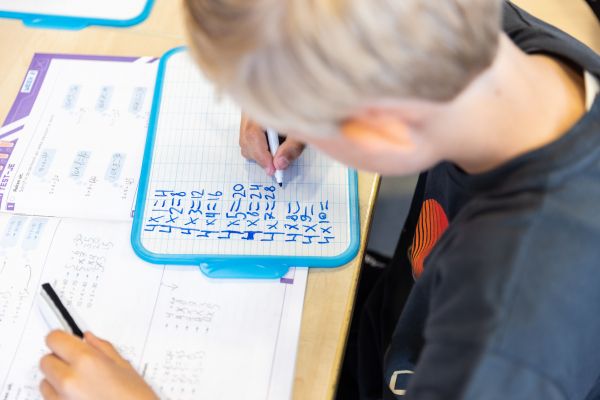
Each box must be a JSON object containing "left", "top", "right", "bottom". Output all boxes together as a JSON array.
[
  {"left": 0, "top": 0, "right": 148, "bottom": 20},
  {"left": 137, "top": 50, "right": 355, "bottom": 261}
]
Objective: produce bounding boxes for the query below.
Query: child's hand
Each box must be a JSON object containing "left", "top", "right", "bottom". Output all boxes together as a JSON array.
[
  {"left": 39, "top": 330, "right": 158, "bottom": 400},
  {"left": 239, "top": 114, "right": 305, "bottom": 176}
]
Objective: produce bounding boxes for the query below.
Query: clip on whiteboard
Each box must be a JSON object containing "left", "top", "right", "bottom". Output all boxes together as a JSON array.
[
  {"left": 131, "top": 47, "right": 360, "bottom": 279},
  {"left": 0, "top": 0, "right": 154, "bottom": 30}
]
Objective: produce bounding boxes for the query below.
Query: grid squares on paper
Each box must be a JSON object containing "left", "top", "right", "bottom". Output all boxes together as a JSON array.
[{"left": 140, "top": 51, "right": 352, "bottom": 259}]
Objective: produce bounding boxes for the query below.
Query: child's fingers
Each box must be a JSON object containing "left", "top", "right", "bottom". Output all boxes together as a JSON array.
[
  {"left": 45, "top": 330, "right": 88, "bottom": 363},
  {"left": 39, "top": 354, "right": 70, "bottom": 394},
  {"left": 84, "top": 331, "right": 128, "bottom": 366},
  {"left": 239, "top": 116, "right": 275, "bottom": 175},
  {"left": 39, "top": 379, "right": 60, "bottom": 400},
  {"left": 274, "top": 139, "right": 305, "bottom": 170}
]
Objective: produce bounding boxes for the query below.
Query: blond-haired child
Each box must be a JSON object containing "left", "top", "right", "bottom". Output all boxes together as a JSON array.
[{"left": 39, "top": 1, "right": 600, "bottom": 399}]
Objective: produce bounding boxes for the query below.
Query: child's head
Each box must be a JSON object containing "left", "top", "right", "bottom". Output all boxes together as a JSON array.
[{"left": 184, "top": 0, "right": 503, "bottom": 174}]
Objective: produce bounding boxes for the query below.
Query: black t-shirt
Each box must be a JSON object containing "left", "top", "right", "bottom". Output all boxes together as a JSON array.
[
  {"left": 585, "top": 0, "right": 600, "bottom": 20},
  {"left": 358, "top": 2, "right": 600, "bottom": 399}
]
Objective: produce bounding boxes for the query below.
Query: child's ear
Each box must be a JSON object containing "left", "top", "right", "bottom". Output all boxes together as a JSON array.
[{"left": 340, "top": 108, "right": 416, "bottom": 154}]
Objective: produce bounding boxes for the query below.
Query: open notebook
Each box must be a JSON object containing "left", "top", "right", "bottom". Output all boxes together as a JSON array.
[
  {"left": 0, "top": 52, "right": 309, "bottom": 400},
  {"left": 0, "top": 215, "right": 307, "bottom": 400},
  {"left": 131, "top": 48, "right": 360, "bottom": 278},
  {"left": 0, "top": 0, "right": 153, "bottom": 29}
]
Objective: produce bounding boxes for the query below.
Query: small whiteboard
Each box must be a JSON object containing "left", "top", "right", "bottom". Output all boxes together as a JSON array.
[
  {"left": 131, "top": 47, "right": 360, "bottom": 279},
  {"left": 0, "top": 0, "right": 153, "bottom": 30}
]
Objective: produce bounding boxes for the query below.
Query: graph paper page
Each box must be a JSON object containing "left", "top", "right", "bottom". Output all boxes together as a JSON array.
[{"left": 139, "top": 50, "right": 353, "bottom": 259}]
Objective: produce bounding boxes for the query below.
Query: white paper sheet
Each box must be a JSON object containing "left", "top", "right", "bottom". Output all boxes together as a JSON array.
[
  {"left": 0, "top": 55, "right": 157, "bottom": 221},
  {"left": 0, "top": 214, "right": 307, "bottom": 400}
]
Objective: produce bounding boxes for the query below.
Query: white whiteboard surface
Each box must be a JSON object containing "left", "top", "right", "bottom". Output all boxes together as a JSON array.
[{"left": 0, "top": 0, "right": 151, "bottom": 25}]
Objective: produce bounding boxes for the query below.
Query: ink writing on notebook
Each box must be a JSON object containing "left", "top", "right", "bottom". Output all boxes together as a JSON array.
[{"left": 143, "top": 184, "right": 336, "bottom": 245}]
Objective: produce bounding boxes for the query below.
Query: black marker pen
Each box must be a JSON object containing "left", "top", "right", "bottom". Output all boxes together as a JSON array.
[{"left": 40, "top": 282, "right": 84, "bottom": 338}]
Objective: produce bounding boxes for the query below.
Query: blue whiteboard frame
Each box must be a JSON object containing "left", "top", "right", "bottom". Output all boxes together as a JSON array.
[
  {"left": 131, "top": 47, "right": 360, "bottom": 279},
  {"left": 0, "top": 0, "right": 154, "bottom": 30}
]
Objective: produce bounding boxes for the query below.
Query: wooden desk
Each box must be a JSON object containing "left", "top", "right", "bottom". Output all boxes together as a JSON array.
[
  {"left": 0, "top": 1, "right": 598, "bottom": 399},
  {"left": 0, "top": 2, "right": 380, "bottom": 399}
]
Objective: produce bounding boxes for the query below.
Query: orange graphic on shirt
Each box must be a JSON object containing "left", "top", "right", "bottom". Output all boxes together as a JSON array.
[{"left": 409, "top": 199, "right": 449, "bottom": 278}]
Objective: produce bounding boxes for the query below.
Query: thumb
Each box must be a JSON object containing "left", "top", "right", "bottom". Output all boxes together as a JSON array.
[
  {"left": 84, "top": 332, "right": 128, "bottom": 366},
  {"left": 273, "top": 139, "right": 305, "bottom": 170}
]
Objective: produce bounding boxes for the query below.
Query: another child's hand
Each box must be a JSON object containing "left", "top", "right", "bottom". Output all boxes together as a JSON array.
[
  {"left": 239, "top": 114, "right": 305, "bottom": 176},
  {"left": 39, "top": 330, "right": 158, "bottom": 400}
]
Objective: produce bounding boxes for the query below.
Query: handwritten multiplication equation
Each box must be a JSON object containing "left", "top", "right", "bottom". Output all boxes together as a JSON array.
[
  {"left": 143, "top": 184, "right": 336, "bottom": 245},
  {"left": 51, "top": 234, "right": 114, "bottom": 310}
]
